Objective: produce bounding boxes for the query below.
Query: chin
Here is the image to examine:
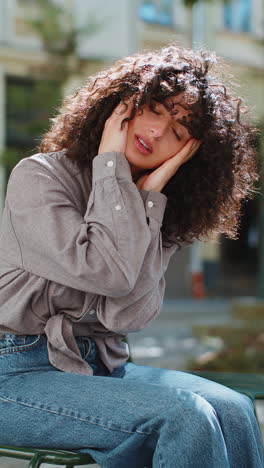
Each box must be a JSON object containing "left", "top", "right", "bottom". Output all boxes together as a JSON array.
[{"left": 125, "top": 150, "right": 153, "bottom": 170}]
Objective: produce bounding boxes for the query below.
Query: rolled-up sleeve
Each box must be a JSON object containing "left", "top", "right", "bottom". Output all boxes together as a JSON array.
[{"left": 7, "top": 152, "right": 151, "bottom": 297}]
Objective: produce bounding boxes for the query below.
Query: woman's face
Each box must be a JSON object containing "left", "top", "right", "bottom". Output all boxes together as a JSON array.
[{"left": 125, "top": 94, "right": 193, "bottom": 178}]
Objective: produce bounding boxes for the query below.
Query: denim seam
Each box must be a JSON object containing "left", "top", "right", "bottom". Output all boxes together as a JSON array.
[
  {"left": 0, "top": 395, "right": 158, "bottom": 437},
  {"left": 0, "top": 335, "right": 42, "bottom": 355}
]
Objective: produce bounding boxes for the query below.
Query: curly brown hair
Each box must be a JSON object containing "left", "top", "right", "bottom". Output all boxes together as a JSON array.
[{"left": 39, "top": 44, "right": 259, "bottom": 248}]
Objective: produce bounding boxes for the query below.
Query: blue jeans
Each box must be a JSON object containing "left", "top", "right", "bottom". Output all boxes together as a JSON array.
[{"left": 0, "top": 334, "right": 263, "bottom": 468}]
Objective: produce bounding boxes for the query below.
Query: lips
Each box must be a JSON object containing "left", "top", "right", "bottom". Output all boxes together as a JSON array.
[{"left": 134, "top": 134, "right": 153, "bottom": 155}]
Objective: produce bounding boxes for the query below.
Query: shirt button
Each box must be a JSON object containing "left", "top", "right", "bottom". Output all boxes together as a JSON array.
[
  {"left": 115, "top": 204, "right": 121, "bottom": 211},
  {"left": 107, "top": 160, "right": 114, "bottom": 167},
  {"left": 147, "top": 201, "right": 154, "bottom": 208},
  {"left": 89, "top": 309, "right": 96, "bottom": 315}
]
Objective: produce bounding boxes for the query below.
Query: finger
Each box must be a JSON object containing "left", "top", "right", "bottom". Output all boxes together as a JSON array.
[
  {"left": 187, "top": 140, "right": 201, "bottom": 158},
  {"left": 163, "top": 139, "right": 196, "bottom": 166},
  {"left": 192, "top": 139, "right": 202, "bottom": 150},
  {"left": 114, "top": 102, "right": 127, "bottom": 115},
  {"left": 179, "top": 138, "right": 197, "bottom": 155},
  {"left": 173, "top": 139, "right": 201, "bottom": 162},
  {"left": 188, "top": 140, "right": 202, "bottom": 159},
  {"left": 104, "top": 102, "right": 130, "bottom": 131},
  {"left": 160, "top": 139, "right": 200, "bottom": 174},
  {"left": 114, "top": 100, "right": 133, "bottom": 117},
  {"left": 188, "top": 138, "right": 201, "bottom": 152}
]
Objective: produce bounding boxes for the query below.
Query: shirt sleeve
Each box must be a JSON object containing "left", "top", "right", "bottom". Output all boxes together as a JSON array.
[
  {"left": 96, "top": 191, "right": 177, "bottom": 334},
  {"left": 6, "top": 152, "right": 152, "bottom": 297}
]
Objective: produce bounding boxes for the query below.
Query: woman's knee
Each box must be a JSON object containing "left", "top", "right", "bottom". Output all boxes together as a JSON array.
[
  {"left": 209, "top": 387, "right": 254, "bottom": 414},
  {"left": 203, "top": 386, "right": 257, "bottom": 431},
  {"left": 159, "top": 388, "right": 221, "bottom": 434}
]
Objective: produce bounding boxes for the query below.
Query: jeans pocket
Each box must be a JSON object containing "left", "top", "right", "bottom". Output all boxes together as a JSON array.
[{"left": 0, "top": 334, "right": 42, "bottom": 355}]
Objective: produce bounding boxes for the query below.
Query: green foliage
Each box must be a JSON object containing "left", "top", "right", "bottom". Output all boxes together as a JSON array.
[
  {"left": 188, "top": 325, "right": 264, "bottom": 373},
  {"left": 0, "top": 148, "right": 22, "bottom": 171},
  {"left": 6, "top": 78, "right": 61, "bottom": 146},
  {"left": 29, "top": 0, "right": 101, "bottom": 57},
  {"left": 2, "top": 0, "right": 101, "bottom": 177},
  {"left": 183, "top": 0, "right": 213, "bottom": 6},
  {"left": 183, "top": 0, "right": 200, "bottom": 6},
  {"left": 2, "top": 78, "right": 62, "bottom": 178},
  {"left": 183, "top": 0, "right": 234, "bottom": 6}
]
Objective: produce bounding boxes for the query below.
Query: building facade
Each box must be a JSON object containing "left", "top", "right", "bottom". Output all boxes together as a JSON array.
[{"left": 0, "top": 0, "right": 263, "bottom": 297}]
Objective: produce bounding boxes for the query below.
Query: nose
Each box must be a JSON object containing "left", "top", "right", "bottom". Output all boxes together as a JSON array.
[{"left": 148, "top": 115, "right": 170, "bottom": 139}]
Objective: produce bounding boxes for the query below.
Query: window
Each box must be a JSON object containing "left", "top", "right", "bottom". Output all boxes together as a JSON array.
[
  {"left": 137, "top": 0, "right": 174, "bottom": 27},
  {"left": 223, "top": 0, "right": 251, "bottom": 33}
]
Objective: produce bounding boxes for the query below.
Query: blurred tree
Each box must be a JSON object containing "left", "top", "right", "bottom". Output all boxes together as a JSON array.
[
  {"left": 1, "top": 0, "right": 102, "bottom": 178},
  {"left": 188, "top": 324, "right": 264, "bottom": 373},
  {"left": 28, "top": 0, "right": 101, "bottom": 80},
  {"left": 2, "top": 76, "right": 62, "bottom": 175}
]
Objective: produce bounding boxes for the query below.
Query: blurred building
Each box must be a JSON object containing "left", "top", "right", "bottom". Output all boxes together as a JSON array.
[{"left": 0, "top": 0, "right": 263, "bottom": 298}]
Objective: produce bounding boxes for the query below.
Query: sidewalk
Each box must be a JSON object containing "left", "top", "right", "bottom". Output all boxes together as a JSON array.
[{"left": 1, "top": 298, "right": 263, "bottom": 467}]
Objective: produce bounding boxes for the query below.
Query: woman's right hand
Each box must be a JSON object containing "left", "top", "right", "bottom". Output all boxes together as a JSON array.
[{"left": 98, "top": 102, "right": 131, "bottom": 154}]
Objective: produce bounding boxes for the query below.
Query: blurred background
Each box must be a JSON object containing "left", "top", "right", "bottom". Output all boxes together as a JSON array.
[
  {"left": 0, "top": 0, "right": 263, "bottom": 392},
  {"left": 0, "top": 3, "right": 263, "bottom": 465}
]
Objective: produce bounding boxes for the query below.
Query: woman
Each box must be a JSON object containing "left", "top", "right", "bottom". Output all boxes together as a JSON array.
[{"left": 0, "top": 45, "right": 263, "bottom": 467}]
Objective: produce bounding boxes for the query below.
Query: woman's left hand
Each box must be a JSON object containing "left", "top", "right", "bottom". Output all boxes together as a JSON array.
[{"left": 136, "top": 138, "right": 201, "bottom": 192}]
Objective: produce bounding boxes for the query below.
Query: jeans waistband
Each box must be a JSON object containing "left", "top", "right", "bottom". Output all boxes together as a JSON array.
[
  {"left": 0, "top": 333, "right": 125, "bottom": 378},
  {"left": 0, "top": 333, "right": 96, "bottom": 360}
]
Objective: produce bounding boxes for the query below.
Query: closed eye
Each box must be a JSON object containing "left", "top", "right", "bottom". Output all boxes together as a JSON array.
[{"left": 173, "top": 128, "right": 181, "bottom": 141}]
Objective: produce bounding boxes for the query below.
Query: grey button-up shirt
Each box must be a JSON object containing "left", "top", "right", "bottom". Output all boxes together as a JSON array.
[{"left": 0, "top": 150, "right": 176, "bottom": 374}]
